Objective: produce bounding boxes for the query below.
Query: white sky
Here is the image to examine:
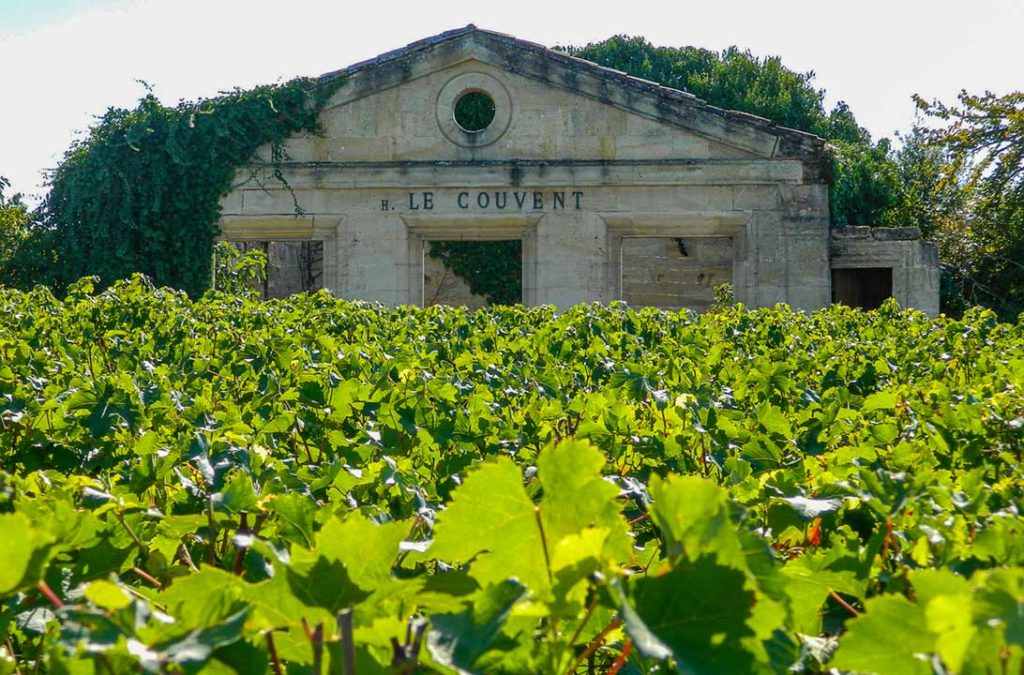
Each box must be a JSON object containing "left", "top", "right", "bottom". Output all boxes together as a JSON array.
[{"left": 1, "top": 0, "right": 1021, "bottom": 203}]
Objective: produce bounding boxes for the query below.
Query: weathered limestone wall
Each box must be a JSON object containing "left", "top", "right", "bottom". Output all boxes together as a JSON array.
[
  {"left": 259, "top": 59, "right": 756, "bottom": 164},
  {"left": 222, "top": 178, "right": 832, "bottom": 310},
  {"left": 219, "top": 27, "right": 924, "bottom": 313},
  {"left": 621, "top": 237, "right": 733, "bottom": 312}
]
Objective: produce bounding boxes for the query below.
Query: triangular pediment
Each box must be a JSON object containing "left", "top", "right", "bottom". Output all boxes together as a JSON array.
[{"left": 300, "top": 26, "right": 826, "bottom": 163}]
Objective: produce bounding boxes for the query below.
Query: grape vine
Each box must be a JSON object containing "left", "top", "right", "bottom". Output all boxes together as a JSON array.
[{"left": 0, "top": 280, "right": 1021, "bottom": 673}]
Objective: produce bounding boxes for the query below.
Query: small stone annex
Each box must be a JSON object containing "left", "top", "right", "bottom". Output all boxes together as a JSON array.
[{"left": 219, "top": 25, "right": 940, "bottom": 315}]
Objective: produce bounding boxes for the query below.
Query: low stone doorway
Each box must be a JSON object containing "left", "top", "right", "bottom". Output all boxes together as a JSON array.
[{"left": 831, "top": 267, "right": 893, "bottom": 310}]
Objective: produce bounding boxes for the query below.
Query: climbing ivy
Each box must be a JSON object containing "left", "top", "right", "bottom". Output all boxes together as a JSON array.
[
  {"left": 36, "top": 77, "right": 343, "bottom": 297},
  {"left": 428, "top": 240, "right": 522, "bottom": 305}
]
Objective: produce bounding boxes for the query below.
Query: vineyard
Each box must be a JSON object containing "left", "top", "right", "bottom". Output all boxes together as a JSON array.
[{"left": 0, "top": 276, "right": 1021, "bottom": 674}]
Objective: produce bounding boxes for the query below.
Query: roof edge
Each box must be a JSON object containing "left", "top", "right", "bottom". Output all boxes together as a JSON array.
[{"left": 317, "top": 25, "right": 828, "bottom": 155}]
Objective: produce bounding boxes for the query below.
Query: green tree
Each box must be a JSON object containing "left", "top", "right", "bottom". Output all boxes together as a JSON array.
[
  {"left": 0, "top": 177, "right": 29, "bottom": 276},
  {"left": 829, "top": 138, "right": 902, "bottom": 226},
  {"left": 563, "top": 37, "right": 831, "bottom": 134},
  {"left": 883, "top": 126, "right": 971, "bottom": 315},
  {"left": 0, "top": 177, "right": 54, "bottom": 289},
  {"left": 915, "top": 90, "right": 1024, "bottom": 320},
  {"left": 889, "top": 125, "right": 968, "bottom": 237},
  {"left": 564, "top": 36, "right": 902, "bottom": 226}
]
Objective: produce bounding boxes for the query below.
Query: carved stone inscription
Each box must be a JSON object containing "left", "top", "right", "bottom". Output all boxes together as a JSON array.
[{"left": 379, "top": 190, "right": 584, "bottom": 212}]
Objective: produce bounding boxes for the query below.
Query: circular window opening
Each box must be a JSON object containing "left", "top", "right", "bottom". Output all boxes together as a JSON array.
[{"left": 453, "top": 91, "right": 495, "bottom": 132}]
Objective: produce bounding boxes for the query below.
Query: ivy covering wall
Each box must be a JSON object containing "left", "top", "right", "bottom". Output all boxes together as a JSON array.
[
  {"left": 30, "top": 78, "right": 342, "bottom": 297},
  {"left": 428, "top": 240, "right": 522, "bottom": 305}
]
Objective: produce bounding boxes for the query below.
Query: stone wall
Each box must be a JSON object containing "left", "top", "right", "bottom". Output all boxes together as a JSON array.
[
  {"left": 222, "top": 178, "right": 832, "bottom": 311},
  {"left": 621, "top": 237, "right": 732, "bottom": 312},
  {"left": 216, "top": 27, "right": 938, "bottom": 315}
]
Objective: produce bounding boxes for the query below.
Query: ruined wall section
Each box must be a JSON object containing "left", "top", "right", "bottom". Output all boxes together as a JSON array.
[{"left": 221, "top": 170, "right": 832, "bottom": 310}]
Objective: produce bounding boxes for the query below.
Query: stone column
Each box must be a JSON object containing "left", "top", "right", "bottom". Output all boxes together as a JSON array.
[
  {"left": 532, "top": 212, "right": 607, "bottom": 308},
  {"left": 335, "top": 214, "right": 410, "bottom": 305}
]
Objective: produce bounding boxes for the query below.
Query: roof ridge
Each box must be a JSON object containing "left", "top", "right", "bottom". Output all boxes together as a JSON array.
[{"left": 318, "top": 24, "right": 479, "bottom": 81}]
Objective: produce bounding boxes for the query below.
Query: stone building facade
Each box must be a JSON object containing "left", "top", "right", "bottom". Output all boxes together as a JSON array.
[{"left": 219, "top": 26, "right": 940, "bottom": 314}]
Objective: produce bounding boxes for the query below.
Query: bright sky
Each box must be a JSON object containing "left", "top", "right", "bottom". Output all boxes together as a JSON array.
[{"left": 1, "top": 0, "right": 1021, "bottom": 202}]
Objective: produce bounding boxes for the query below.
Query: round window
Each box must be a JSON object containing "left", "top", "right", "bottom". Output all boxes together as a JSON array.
[
  {"left": 436, "top": 73, "right": 511, "bottom": 147},
  {"left": 453, "top": 91, "right": 496, "bottom": 132}
]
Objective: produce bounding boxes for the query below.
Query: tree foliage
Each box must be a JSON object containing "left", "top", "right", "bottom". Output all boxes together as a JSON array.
[
  {"left": 564, "top": 36, "right": 848, "bottom": 139},
  {"left": 915, "top": 90, "right": 1024, "bottom": 320},
  {"left": 210, "top": 241, "right": 268, "bottom": 297},
  {"left": 26, "top": 78, "right": 341, "bottom": 297},
  {"left": 918, "top": 91, "right": 1024, "bottom": 207},
  {"left": 0, "top": 177, "right": 54, "bottom": 289},
  {"left": 0, "top": 177, "right": 30, "bottom": 275},
  {"left": 828, "top": 138, "right": 902, "bottom": 226},
  {"left": 428, "top": 240, "right": 522, "bottom": 305},
  {"left": 564, "top": 36, "right": 903, "bottom": 226},
  {"left": 890, "top": 126, "right": 969, "bottom": 238}
]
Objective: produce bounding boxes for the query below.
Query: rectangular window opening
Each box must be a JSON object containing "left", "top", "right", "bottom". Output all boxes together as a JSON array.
[
  {"left": 229, "top": 241, "right": 324, "bottom": 299},
  {"left": 424, "top": 239, "right": 522, "bottom": 308}
]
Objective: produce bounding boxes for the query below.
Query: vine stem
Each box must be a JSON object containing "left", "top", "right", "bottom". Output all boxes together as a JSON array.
[
  {"left": 534, "top": 507, "right": 553, "bottom": 586},
  {"left": 5, "top": 637, "right": 21, "bottom": 675},
  {"left": 607, "top": 639, "right": 633, "bottom": 675},
  {"left": 266, "top": 631, "right": 283, "bottom": 675},
  {"left": 628, "top": 513, "right": 650, "bottom": 526},
  {"left": 337, "top": 609, "right": 356, "bottom": 675},
  {"left": 566, "top": 616, "right": 622, "bottom": 674},
  {"left": 880, "top": 517, "right": 894, "bottom": 564},
  {"left": 121, "top": 584, "right": 169, "bottom": 612},
  {"left": 205, "top": 496, "right": 220, "bottom": 564},
  {"left": 37, "top": 581, "right": 63, "bottom": 609},
  {"left": 565, "top": 594, "right": 600, "bottom": 656},
  {"left": 309, "top": 622, "right": 324, "bottom": 675},
  {"left": 115, "top": 511, "right": 148, "bottom": 556},
  {"left": 231, "top": 511, "right": 261, "bottom": 576},
  {"left": 131, "top": 567, "right": 161, "bottom": 588},
  {"left": 829, "top": 589, "right": 861, "bottom": 617},
  {"left": 534, "top": 504, "right": 559, "bottom": 670},
  {"left": 176, "top": 541, "right": 200, "bottom": 572},
  {"left": 98, "top": 654, "right": 116, "bottom": 675}
]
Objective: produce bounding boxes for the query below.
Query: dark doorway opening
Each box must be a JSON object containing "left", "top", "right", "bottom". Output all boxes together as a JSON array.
[
  {"left": 425, "top": 240, "right": 522, "bottom": 308},
  {"left": 832, "top": 267, "right": 893, "bottom": 310}
]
